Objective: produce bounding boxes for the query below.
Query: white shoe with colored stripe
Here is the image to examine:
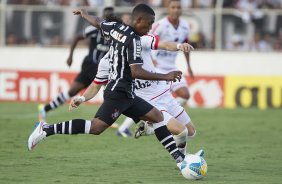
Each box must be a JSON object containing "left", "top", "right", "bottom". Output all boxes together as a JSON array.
[{"left": 27, "top": 122, "right": 47, "bottom": 151}]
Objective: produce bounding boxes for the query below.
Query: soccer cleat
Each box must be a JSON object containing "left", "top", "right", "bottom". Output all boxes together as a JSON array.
[
  {"left": 116, "top": 128, "right": 132, "bottom": 138},
  {"left": 134, "top": 121, "right": 146, "bottom": 139},
  {"left": 194, "top": 149, "right": 205, "bottom": 157},
  {"left": 27, "top": 122, "right": 47, "bottom": 151},
  {"left": 38, "top": 104, "right": 46, "bottom": 122},
  {"left": 110, "top": 122, "right": 119, "bottom": 129}
]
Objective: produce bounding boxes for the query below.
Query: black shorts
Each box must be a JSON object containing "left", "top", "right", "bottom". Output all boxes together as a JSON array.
[
  {"left": 95, "top": 90, "right": 154, "bottom": 126},
  {"left": 74, "top": 57, "right": 98, "bottom": 87}
]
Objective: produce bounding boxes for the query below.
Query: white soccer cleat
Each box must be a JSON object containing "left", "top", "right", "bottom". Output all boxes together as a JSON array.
[
  {"left": 27, "top": 122, "right": 47, "bottom": 151},
  {"left": 38, "top": 104, "right": 46, "bottom": 122},
  {"left": 134, "top": 121, "right": 147, "bottom": 139}
]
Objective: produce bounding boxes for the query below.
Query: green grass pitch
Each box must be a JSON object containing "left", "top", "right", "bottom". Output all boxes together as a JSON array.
[{"left": 0, "top": 102, "right": 282, "bottom": 184}]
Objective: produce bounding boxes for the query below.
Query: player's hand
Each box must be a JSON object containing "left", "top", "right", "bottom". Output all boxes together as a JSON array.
[
  {"left": 178, "top": 43, "right": 194, "bottom": 53},
  {"left": 165, "top": 71, "right": 182, "bottom": 82},
  {"left": 73, "top": 9, "right": 88, "bottom": 18},
  {"left": 69, "top": 96, "right": 85, "bottom": 111},
  {"left": 66, "top": 57, "right": 72, "bottom": 67}
]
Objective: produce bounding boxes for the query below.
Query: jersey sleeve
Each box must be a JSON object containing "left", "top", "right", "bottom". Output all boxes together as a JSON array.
[
  {"left": 150, "top": 22, "right": 162, "bottom": 36},
  {"left": 93, "top": 52, "right": 110, "bottom": 85},
  {"left": 141, "top": 34, "right": 160, "bottom": 50},
  {"left": 127, "top": 36, "right": 143, "bottom": 65},
  {"left": 100, "top": 21, "right": 116, "bottom": 38},
  {"left": 83, "top": 25, "right": 98, "bottom": 38}
]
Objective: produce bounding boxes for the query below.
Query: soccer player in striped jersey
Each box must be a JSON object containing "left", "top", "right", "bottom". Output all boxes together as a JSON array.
[
  {"left": 28, "top": 4, "right": 187, "bottom": 165},
  {"left": 70, "top": 34, "right": 200, "bottom": 156},
  {"left": 38, "top": 7, "right": 117, "bottom": 128}
]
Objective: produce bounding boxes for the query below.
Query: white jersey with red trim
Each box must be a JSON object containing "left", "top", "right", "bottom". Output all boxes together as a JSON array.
[
  {"left": 135, "top": 34, "right": 171, "bottom": 101},
  {"left": 150, "top": 17, "right": 189, "bottom": 71},
  {"left": 93, "top": 35, "right": 171, "bottom": 101},
  {"left": 93, "top": 52, "right": 109, "bottom": 85}
]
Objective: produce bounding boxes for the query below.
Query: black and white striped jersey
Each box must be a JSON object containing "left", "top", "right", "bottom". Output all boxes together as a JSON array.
[
  {"left": 83, "top": 25, "right": 110, "bottom": 64},
  {"left": 100, "top": 21, "right": 143, "bottom": 98}
]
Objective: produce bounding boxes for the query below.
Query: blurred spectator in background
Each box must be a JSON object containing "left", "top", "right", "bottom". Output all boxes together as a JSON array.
[
  {"left": 226, "top": 34, "right": 248, "bottom": 51},
  {"left": 223, "top": 0, "right": 237, "bottom": 8},
  {"left": 249, "top": 31, "right": 272, "bottom": 51},
  {"left": 273, "top": 30, "right": 282, "bottom": 50},
  {"left": 121, "top": 13, "right": 131, "bottom": 25},
  {"left": 190, "top": 32, "right": 207, "bottom": 49},
  {"left": 162, "top": 0, "right": 214, "bottom": 8},
  {"left": 235, "top": 0, "right": 264, "bottom": 31},
  {"left": 193, "top": 0, "right": 215, "bottom": 8},
  {"left": 86, "top": 0, "right": 104, "bottom": 6}
]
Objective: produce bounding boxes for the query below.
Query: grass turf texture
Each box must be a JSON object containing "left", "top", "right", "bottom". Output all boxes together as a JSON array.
[{"left": 0, "top": 102, "right": 282, "bottom": 184}]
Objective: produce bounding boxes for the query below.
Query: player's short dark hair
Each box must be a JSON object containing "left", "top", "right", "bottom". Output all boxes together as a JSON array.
[
  {"left": 132, "top": 4, "right": 155, "bottom": 20},
  {"left": 103, "top": 7, "right": 114, "bottom": 12},
  {"left": 168, "top": 0, "right": 180, "bottom": 5},
  {"left": 105, "top": 15, "right": 123, "bottom": 24}
]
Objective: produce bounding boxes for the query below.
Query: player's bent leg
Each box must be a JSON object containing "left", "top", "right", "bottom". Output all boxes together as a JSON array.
[
  {"left": 68, "top": 81, "right": 87, "bottom": 97},
  {"left": 39, "top": 81, "right": 85, "bottom": 122},
  {"left": 185, "top": 121, "right": 196, "bottom": 138},
  {"left": 165, "top": 116, "right": 188, "bottom": 155},
  {"left": 174, "top": 87, "right": 190, "bottom": 106},
  {"left": 27, "top": 119, "right": 92, "bottom": 150},
  {"left": 89, "top": 118, "right": 109, "bottom": 135},
  {"left": 139, "top": 107, "right": 163, "bottom": 123},
  {"left": 166, "top": 116, "right": 186, "bottom": 135}
]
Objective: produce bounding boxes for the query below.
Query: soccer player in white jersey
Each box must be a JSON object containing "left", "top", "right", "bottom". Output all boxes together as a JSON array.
[
  {"left": 150, "top": 0, "right": 193, "bottom": 106},
  {"left": 70, "top": 34, "right": 202, "bottom": 156}
]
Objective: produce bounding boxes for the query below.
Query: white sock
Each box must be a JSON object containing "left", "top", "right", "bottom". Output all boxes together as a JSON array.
[
  {"left": 173, "top": 128, "right": 188, "bottom": 154},
  {"left": 176, "top": 97, "right": 187, "bottom": 106},
  {"left": 118, "top": 117, "right": 134, "bottom": 132},
  {"left": 145, "top": 123, "right": 155, "bottom": 135}
]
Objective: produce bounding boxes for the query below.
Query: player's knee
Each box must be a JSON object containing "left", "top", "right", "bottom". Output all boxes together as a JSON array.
[
  {"left": 176, "top": 88, "right": 190, "bottom": 100},
  {"left": 186, "top": 123, "right": 196, "bottom": 138},
  {"left": 89, "top": 119, "right": 108, "bottom": 135},
  {"left": 149, "top": 108, "right": 163, "bottom": 123},
  {"left": 182, "top": 92, "right": 190, "bottom": 100},
  {"left": 155, "top": 110, "right": 164, "bottom": 122}
]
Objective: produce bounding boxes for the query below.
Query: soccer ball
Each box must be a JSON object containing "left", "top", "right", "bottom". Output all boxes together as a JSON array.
[{"left": 179, "top": 154, "right": 207, "bottom": 180}]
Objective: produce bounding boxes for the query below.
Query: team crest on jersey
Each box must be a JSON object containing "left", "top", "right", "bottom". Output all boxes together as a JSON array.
[{"left": 111, "top": 109, "right": 120, "bottom": 120}]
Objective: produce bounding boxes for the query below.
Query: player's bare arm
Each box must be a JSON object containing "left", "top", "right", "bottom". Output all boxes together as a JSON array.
[
  {"left": 73, "top": 9, "right": 104, "bottom": 29},
  {"left": 66, "top": 35, "right": 84, "bottom": 67},
  {"left": 158, "top": 42, "right": 194, "bottom": 52},
  {"left": 130, "top": 64, "right": 182, "bottom": 81},
  {"left": 184, "top": 52, "right": 194, "bottom": 79},
  {"left": 69, "top": 83, "right": 102, "bottom": 111}
]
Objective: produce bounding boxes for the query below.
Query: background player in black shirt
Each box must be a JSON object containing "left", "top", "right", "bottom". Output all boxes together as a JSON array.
[
  {"left": 28, "top": 4, "right": 186, "bottom": 166},
  {"left": 38, "top": 7, "right": 114, "bottom": 124}
]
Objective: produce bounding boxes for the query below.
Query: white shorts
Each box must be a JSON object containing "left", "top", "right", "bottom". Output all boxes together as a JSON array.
[
  {"left": 171, "top": 75, "right": 189, "bottom": 92},
  {"left": 156, "top": 68, "right": 189, "bottom": 92},
  {"left": 148, "top": 90, "right": 191, "bottom": 125}
]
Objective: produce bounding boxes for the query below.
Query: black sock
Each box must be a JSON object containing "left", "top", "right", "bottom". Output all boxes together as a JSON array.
[
  {"left": 43, "top": 119, "right": 91, "bottom": 136},
  {"left": 154, "top": 125, "right": 185, "bottom": 163},
  {"left": 44, "top": 92, "right": 70, "bottom": 112}
]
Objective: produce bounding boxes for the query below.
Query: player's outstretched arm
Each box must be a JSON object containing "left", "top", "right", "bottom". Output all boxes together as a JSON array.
[
  {"left": 69, "top": 83, "right": 102, "bottom": 111},
  {"left": 130, "top": 64, "right": 182, "bottom": 82},
  {"left": 158, "top": 42, "right": 194, "bottom": 53},
  {"left": 66, "top": 35, "right": 84, "bottom": 67},
  {"left": 73, "top": 9, "right": 104, "bottom": 29}
]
